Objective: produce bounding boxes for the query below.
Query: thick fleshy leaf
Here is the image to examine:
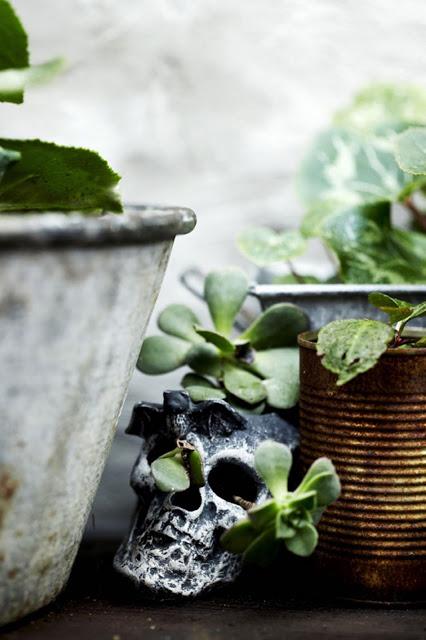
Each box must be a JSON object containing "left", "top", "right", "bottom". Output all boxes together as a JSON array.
[
  {"left": 223, "top": 365, "right": 267, "bottom": 405},
  {"left": 240, "top": 304, "right": 309, "bottom": 349},
  {"left": 251, "top": 348, "right": 299, "bottom": 410},
  {"left": 188, "top": 450, "right": 205, "bottom": 487},
  {"left": 395, "top": 127, "right": 426, "bottom": 175},
  {"left": 187, "top": 343, "right": 222, "bottom": 377},
  {"left": 298, "top": 458, "right": 341, "bottom": 507},
  {"left": 317, "top": 319, "right": 394, "bottom": 385},
  {"left": 285, "top": 523, "right": 318, "bottom": 557},
  {"left": 138, "top": 335, "right": 191, "bottom": 374},
  {"left": 0, "top": 139, "right": 122, "bottom": 213},
  {"left": 237, "top": 226, "right": 307, "bottom": 266},
  {"left": 334, "top": 84, "right": 426, "bottom": 133},
  {"left": 185, "top": 386, "right": 226, "bottom": 402},
  {"left": 195, "top": 327, "right": 235, "bottom": 353},
  {"left": 158, "top": 304, "right": 201, "bottom": 343},
  {"left": 151, "top": 455, "right": 190, "bottom": 492},
  {"left": 220, "top": 519, "right": 258, "bottom": 554},
  {"left": 0, "top": 58, "right": 64, "bottom": 101},
  {"left": 287, "top": 490, "right": 317, "bottom": 511},
  {"left": 0, "top": 146, "right": 20, "bottom": 182},
  {"left": 275, "top": 513, "right": 296, "bottom": 540},
  {"left": 243, "top": 526, "right": 279, "bottom": 567},
  {"left": 0, "top": 0, "right": 29, "bottom": 104},
  {"left": 254, "top": 441, "right": 292, "bottom": 501},
  {"left": 181, "top": 373, "right": 216, "bottom": 388},
  {"left": 204, "top": 268, "right": 248, "bottom": 336},
  {"left": 248, "top": 499, "right": 279, "bottom": 531}
]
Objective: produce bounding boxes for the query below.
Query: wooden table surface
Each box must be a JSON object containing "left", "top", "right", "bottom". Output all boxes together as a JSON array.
[{"left": 2, "top": 541, "right": 426, "bottom": 640}]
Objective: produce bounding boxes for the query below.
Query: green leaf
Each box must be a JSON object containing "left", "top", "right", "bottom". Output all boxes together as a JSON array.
[
  {"left": 185, "top": 386, "right": 227, "bottom": 402},
  {"left": 0, "top": 146, "right": 20, "bottom": 182},
  {"left": 243, "top": 526, "right": 279, "bottom": 567},
  {"left": 251, "top": 348, "right": 300, "bottom": 410},
  {"left": 416, "top": 336, "right": 426, "bottom": 347},
  {"left": 188, "top": 450, "right": 205, "bottom": 487},
  {"left": 204, "top": 268, "right": 248, "bottom": 336},
  {"left": 0, "top": 139, "right": 122, "bottom": 213},
  {"left": 254, "top": 440, "right": 292, "bottom": 501},
  {"left": 237, "top": 226, "right": 307, "bottom": 266},
  {"left": 298, "top": 458, "right": 341, "bottom": 507},
  {"left": 317, "top": 319, "right": 394, "bottom": 385},
  {"left": 195, "top": 327, "right": 235, "bottom": 353},
  {"left": 285, "top": 523, "right": 318, "bottom": 557},
  {"left": 248, "top": 499, "right": 279, "bottom": 531},
  {"left": 395, "top": 127, "right": 426, "bottom": 175},
  {"left": 138, "top": 335, "right": 191, "bottom": 374},
  {"left": 0, "top": 0, "right": 29, "bottom": 104},
  {"left": 275, "top": 512, "right": 296, "bottom": 540},
  {"left": 368, "top": 292, "right": 413, "bottom": 324},
  {"left": 223, "top": 364, "right": 267, "bottom": 405},
  {"left": 0, "top": 58, "right": 64, "bottom": 101},
  {"left": 239, "top": 303, "right": 309, "bottom": 349},
  {"left": 187, "top": 343, "right": 223, "bottom": 377},
  {"left": 334, "top": 84, "right": 426, "bottom": 133},
  {"left": 181, "top": 373, "right": 216, "bottom": 389},
  {"left": 151, "top": 455, "right": 190, "bottom": 492},
  {"left": 287, "top": 490, "right": 317, "bottom": 511},
  {"left": 158, "top": 304, "right": 201, "bottom": 343},
  {"left": 220, "top": 519, "right": 258, "bottom": 554}
]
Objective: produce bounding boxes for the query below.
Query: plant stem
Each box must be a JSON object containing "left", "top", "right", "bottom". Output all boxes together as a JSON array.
[{"left": 405, "top": 198, "right": 426, "bottom": 232}]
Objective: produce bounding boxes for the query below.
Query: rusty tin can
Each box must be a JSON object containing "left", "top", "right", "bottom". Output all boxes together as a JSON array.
[{"left": 298, "top": 331, "right": 426, "bottom": 603}]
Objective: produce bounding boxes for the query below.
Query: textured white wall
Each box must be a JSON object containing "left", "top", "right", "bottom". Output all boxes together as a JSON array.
[{"left": 5, "top": 0, "right": 426, "bottom": 536}]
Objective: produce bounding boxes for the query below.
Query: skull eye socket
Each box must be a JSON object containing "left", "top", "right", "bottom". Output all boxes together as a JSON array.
[
  {"left": 170, "top": 485, "right": 202, "bottom": 512},
  {"left": 208, "top": 459, "right": 258, "bottom": 505}
]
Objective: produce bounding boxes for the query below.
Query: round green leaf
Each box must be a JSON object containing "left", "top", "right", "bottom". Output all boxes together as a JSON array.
[
  {"left": 240, "top": 303, "right": 309, "bottom": 349},
  {"left": 298, "top": 458, "right": 341, "bottom": 507},
  {"left": 204, "top": 268, "right": 248, "bottom": 336},
  {"left": 248, "top": 499, "right": 279, "bottom": 531},
  {"left": 186, "top": 386, "right": 226, "bottom": 402},
  {"left": 187, "top": 343, "right": 223, "bottom": 377},
  {"left": 220, "top": 519, "right": 258, "bottom": 554},
  {"left": 181, "top": 373, "right": 215, "bottom": 389},
  {"left": 251, "top": 348, "right": 300, "bottom": 410},
  {"left": 195, "top": 327, "right": 235, "bottom": 353},
  {"left": 254, "top": 440, "right": 292, "bottom": 501},
  {"left": 137, "top": 335, "right": 191, "bottom": 374},
  {"left": 395, "top": 127, "right": 426, "bottom": 175},
  {"left": 158, "top": 304, "right": 202, "bottom": 343},
  {"left": 285, "top": 523, "right": 318, "bottom": 557},
  {"left": 188, "top": 450, "right": 205, "bottom": 487},
  {"left": 223, "top": 365, "right": 267, "bottom": 405},
  {"left": 151, "top": 455, "right": 190, "bottom": 492},
  {"left": 237, "top": 226, "right": 307, "bottom": 267},
  {"left": 243, "top": 526, "right": 279, "bottom": 567}
]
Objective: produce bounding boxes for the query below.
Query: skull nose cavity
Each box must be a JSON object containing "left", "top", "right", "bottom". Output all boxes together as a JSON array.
[
  {"left": 170, "top": 485, "right": 202, "bottom": 512},
  {"left": 208, "top": 459, "right": 258, "bottom": 505}
]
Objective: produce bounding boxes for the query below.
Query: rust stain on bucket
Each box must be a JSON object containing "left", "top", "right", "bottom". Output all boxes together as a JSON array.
[{"left": 298, "top": 331, "right": 426, "bottom": 603}]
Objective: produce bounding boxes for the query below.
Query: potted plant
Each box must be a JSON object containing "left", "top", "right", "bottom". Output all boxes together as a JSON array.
[
  {"left": 236, "top": 85, "right": 426, "bottom": 328},
  {"left": 113, "top": 268, "right": 340, "bottom": 596},
  {"left": 298, "top": 292, "right": 426, "bottom": 603},
  {"left": 0, "top": 1, "right": 195, "bottom": 626}
]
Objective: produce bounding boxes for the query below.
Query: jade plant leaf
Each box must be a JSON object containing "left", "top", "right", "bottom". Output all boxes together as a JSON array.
[
  {"left": 223, "top": 364, "right": 267, "bottom": 405},
  {"left": 186, "top": 343, "right": 223, "bottom": 377},
  {"left": 204, "top": 268, "right": 248, "bottom": 336},
  {"left": 188, "top": 450, "right": 205, "bottom": 487},
  {"left": 298, "top": 458, "right": 341, "bottom": 507},
  {"left": 194, "top": 327, "right": 235, "bottom": 353},
  {"left": 0, "top": 0, "right": 28, "bottom": 104},
  {"left": 248, "top": 499, "right": 279, "bottom": 531},
  {"left": 158, "top": 304, "right": 202, "bottom": 343},
  {"left": 240, "top": 303, "right": 309, "bottom": 349},
  {"left": 251, "top": 348, "right": 300, "bottom": 409},
  {"left": 237, "top": 226, "right": 307, "bottom": 266},
  {"left": 138, "top": 335, "right": 191, "bottom": 374},
  {"left": 220, "top": 519, "right": 258, "bottom": 554},
  {"left": 284, "top": 523, "right": 318, "bottom": 557},
  {"left": 0, "top": 139, "right": 122, "bottom": 213},
  {"left": 151, "top": 454, "right": 190, "bottom": 492},
  {"left": 254, "top": 440, "right": 292, "bottom": 501},
  {"left": 181, "top": 373, "right": 216, "bottom": 388},
  {"left": 0, "top": 145, "right": 20, "bottom": 181},
  {"left": 243, "top": 526, "right": 279, "bottom": 567},
  {"left": 185, "top": 385, "right": 226, "bottom": 402},
  {"left": 395, "top": 127, "right": 426, "bottom": 175},
  {"left": 317, "top": 319, "right": 394, "bottom": 385}
]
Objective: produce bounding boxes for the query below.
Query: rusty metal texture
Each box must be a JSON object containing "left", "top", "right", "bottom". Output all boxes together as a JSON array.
[{"left": 298, "top": 331, "right": 426, "bottom": 603}]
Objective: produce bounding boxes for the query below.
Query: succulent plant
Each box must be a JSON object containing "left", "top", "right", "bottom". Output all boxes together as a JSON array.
[
  {"left": 221, "top": 440, "right": 341, "bottom": 564},
  {"left": 138, "top": 267, "right": 309, "bottom": 412}
]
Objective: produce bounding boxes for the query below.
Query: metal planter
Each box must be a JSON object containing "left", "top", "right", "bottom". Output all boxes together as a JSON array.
[
  {"left": 298, "top": 332, "right": 426, "bottom": 603},
  {"left": 0, "top": 205, "right": 195, "bottom": 625}
]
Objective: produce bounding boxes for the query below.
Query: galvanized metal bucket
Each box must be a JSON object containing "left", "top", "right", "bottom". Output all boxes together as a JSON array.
[
  {"left": 252, "top": 284, "right": 426, "bottom": 330},
  {"left": 298, "top": 331, "right": 426, "bottom": 603}
]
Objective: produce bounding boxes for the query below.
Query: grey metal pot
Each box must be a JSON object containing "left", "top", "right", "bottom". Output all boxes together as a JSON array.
[
  {"left": 251, "top": 283, "right": 426, "bottom": 329},
  {"left": 0, "top": 205, "right": 196, "bottom": 626}
]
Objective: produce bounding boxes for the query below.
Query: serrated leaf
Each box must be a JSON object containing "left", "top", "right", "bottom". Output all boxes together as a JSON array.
[
  {"left": 151, "top": 455, "right": 190, "bottom": 492},
  {"left": 204, "top": 268, "right": 248, "bottom": 336},
  {"left": 158, "top": 304, "right": 201, "bottom": 343},
  {"left": 0, "top": 139, "right": 122, "bottom": 213},
  {"left": 220, "top": 519, "right": 258, "bottom": 554},
  {"left": 285, "top": 523, "right": 318, "bottom": 557},
  {"left": 0, "top": 58, "right": 64, "bottom": 101},
  {"left": 395, "top": 127, "right": 426, "bottom": 175},
  {"left": 138, "top": 335, "right": 191, "bottom": 374},
  {"left": 0, "top": 0, "right": 29, "bottom": 104},
  {"left": 237, "top": 226, "right": 307, "bottom": 266},
  {"left": 187, "top": 343, "right": 222, "bottom": 377},
  {"left": 239, "top": 303, "right": 309, "bottom": 349},
  {"left": 298, "top": 458, "right": 341, "bottom": 507},
  {"left": 317, "top": 319, "right": 394, "bottom": 385},
  {"left": 195, "top": 327, "right": 235, "bottom": 353},
  {"left": 251, "top": 348, "right": 299, "bottom": 410},
  {"left": 185, "top": 385, "right": 226, "bottom": 402},
  {"left": 248, "top": 499, "right": 279, "bottom": 531},
  {"left": 0, "top": 146, "right": 20, "bottom": 182},
  {"left": 368, "top": 292, "right": 413, "bottom": 324},
  {"left": 243, "top": 526, "right": 279, "bottom": 567},
  {"left": 223, "top": 364, "right": 267, "bottom": 405},
  {"left": 254, "top": 441, "right": 292, "bottom": 501}
]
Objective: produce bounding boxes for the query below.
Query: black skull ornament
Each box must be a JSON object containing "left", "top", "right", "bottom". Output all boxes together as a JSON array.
[{"left": 114, "top": 391, "right": 298, "bottom": 597}]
